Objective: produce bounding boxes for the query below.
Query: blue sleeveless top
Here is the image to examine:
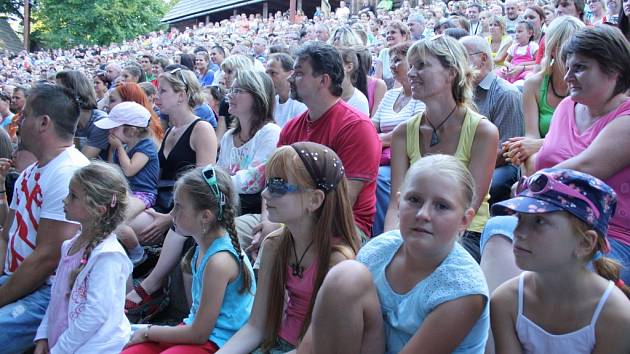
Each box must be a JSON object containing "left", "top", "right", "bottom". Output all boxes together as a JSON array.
[{"left": 183, "top": 235, "right": 255, "bottom": 347}]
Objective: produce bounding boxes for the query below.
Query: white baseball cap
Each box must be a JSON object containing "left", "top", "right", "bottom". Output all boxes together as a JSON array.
[{"left": 95, "top": 101, "right": 151, "bottom": 129}]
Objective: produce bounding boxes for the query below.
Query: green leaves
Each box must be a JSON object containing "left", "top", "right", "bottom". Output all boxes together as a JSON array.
[{"left": 32, "top": 0, "right": 169, "bottom": 48}]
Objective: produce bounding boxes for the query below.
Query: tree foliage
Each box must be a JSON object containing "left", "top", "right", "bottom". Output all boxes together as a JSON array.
[
  {"left": 32, "top": 0, "right": 168, "bottom": 48},
  {"left": 0, "top": 0, "right": 28, "bottom": 20}
]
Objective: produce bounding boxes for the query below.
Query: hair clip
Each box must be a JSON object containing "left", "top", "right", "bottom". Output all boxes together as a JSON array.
[
  {"left": 616, "top": 279, "right": 625, "bottom": 288},
  {"left": 591, "top": 250, "right": 603, "bottom": 262},
  {"left": 110, "top": 194, "right": 117, "bottom": 208},
  {"left": 80, "top": 258, "right": 87, "bottom": 265}
]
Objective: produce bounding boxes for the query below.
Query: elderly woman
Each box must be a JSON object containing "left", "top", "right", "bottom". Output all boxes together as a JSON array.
[
  {"left": 481, "top": 26, "right": 630, "bottom": 292},
  {"left": 371, "top": 41, "right": 426, "bottom": 236},
  {"left": 384, "top": 35, "right": 499, "bottom": 262}
]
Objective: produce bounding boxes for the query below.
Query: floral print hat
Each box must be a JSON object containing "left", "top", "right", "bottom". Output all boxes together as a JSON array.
[{"left": 492, "top": 168, "right": 617, "bottom": 237}]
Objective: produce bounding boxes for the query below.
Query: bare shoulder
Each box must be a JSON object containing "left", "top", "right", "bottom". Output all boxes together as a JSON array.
[
  {"left": 595, "top": 286, "right": 630, "bottom": 352},
  {"left": 491, "top": 275, "right": 520, "bottom": 310},
  {"left": 474, "top": 116, "right": 500, "bottom": 141},
  {"left": 523, "top": 71, "right": 544, "bottom": 91},
  {"left": 329, "top": 245, "right": 355, "bottom": 267}
]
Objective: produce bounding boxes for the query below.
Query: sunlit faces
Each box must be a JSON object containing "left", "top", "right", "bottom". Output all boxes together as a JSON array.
[
  {"left": 556, "top": 0, "right": 581, "bottom": 17},
  {"left": 289, "top": 57, "right": 322, "bottom": 103},
  {"left": 389, "top": 51, "right": 410, "bottom": 81},
  {"left": 155, "top": 79, "right": 185, "bottom": 115},
  {"left": 522, "top": 8, "right": 543, "bottom": 31},
  {"left": 514, "top": 22, "right": 533, "bottom": 45},
  {"left": 262, "top": 175, "right": 316, "bottom": 224},
  {"left": 386, "top": 26, "right": 405, "bottom": 47},
  {"left": 407, "top": 52, "right": 455, "bottom": 101},
  {"left": 512, "top": 212, "right": 581, "bottom": 271},
  {"left": 397, "top": 169, "right": 474, "bottom": 257},
  {"left": 11, "top": 89, "right": 26, "bottom": 112},
  {"left": 227, "top": 85, "right": 254, "bottom": 117},
  {"left": 170, "top": 188, "right": 207, "bottom": 237},
  {"left": 107, "top": 90, "right": 123, "bottom": 112},
  {"left": 93, "top": 76, "right": 108, "bottom": 97},
  {"left": 195, "top": 55, "right": 208, "bottom": 72},
  {"left": 121, "top": 69, "right": 139, "bottom": 83},
  {"left": 265, "top": 59, "right": 292, "bottom": 91},
  {"left": 63, "top": 180, "right": 93, "bottom": 224},
  {"left": 563, "top": 53, "right": 619, "bottom": 106}
]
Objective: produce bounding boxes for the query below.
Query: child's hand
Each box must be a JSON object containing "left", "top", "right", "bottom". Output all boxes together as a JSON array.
[
  {"left": 0, "top": 158, "right": 13, "bottom": 179},
  {"left": 126, "top": 328, "right": 149, "bottom": 347},
  {"left": 34, "top": 339, "right": 49, "bottom": 354},
  {"left": 108, "top": 134, "right": 123, "bottom": 149}
]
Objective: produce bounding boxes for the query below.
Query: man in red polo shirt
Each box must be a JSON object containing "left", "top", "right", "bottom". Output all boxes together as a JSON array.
[{"left": 239, "top": 41, "right": 381, "bottom": 255}]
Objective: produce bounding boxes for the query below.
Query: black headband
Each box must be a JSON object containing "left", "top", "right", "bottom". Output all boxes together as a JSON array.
[{"left": 291, "top": 143, "right": 345, "bottom": 193}]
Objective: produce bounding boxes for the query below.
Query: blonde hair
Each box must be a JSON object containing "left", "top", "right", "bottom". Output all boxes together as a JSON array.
[
  {"left": 221, "top": 54, "right": 256, "bottom": 73},
  {"left": 159, "top": 68, "right": 205, "bottom": 109},
  {"left": 68, "top": 162, "right": 129, "bottom": 288},
  {"left": 407, "top": 36, "right": 476, "bottom": 109},
  {"left": 403, "top": 154, "right": 476, "bottom": 209},
  {"left": 329, "top": 26, "right": 364, "bottom": 47},
  {"left": 174, "top": 166, "right": 253, "bottom": 294},
  {"left": 542, "top": 16, "right": 585, "bottom": 75}
]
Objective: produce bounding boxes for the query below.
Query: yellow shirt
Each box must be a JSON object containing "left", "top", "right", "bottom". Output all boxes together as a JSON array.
[{"left": 405, "top": 110, "right": 490, "bottom": 233}]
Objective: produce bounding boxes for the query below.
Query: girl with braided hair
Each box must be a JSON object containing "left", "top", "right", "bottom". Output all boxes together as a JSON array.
[
  {"left": 219, "top": 142, "right": 360, "bottom": 354},
  {"left": 33, "top": 161, "right": 133, "bottom": 354},
  {"left": 124, "top": 165, "right": 255, "bottom": 354}
]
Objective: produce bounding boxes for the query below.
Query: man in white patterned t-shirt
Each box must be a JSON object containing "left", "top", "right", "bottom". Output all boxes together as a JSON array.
[{"left": 0, "top": 84, "right": 89, "bottom": 353}]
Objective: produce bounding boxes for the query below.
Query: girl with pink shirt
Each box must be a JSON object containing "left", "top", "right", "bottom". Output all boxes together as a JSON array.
[
  {"left": 500, "top": 21, "right": 539, "bottom": 84},
  {"left": 217, "top": 142, "right": 360, "bottom": 354}
]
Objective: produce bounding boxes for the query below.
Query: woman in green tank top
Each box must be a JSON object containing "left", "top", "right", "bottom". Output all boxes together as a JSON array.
[
  {"left": 384, "top": 35, "right": 499, "bottom": 262},
  {"left": 503, "top": 16, "right": 585, "bottom": 175}
]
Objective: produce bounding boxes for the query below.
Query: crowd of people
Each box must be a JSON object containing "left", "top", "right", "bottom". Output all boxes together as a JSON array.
[{"left": 0, "top": 0, "right": 630, "bottom": 353}]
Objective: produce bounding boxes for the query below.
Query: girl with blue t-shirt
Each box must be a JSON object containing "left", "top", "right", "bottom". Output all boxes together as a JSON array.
[
  {"left": 300, "top": 154, "right": 490, "bottom": 354},
  {"left": 123, "top": 165, "right": 255, "bottom": 353},
  {"left": 96, "top": 101, "right": 160, "bottom": 265}
]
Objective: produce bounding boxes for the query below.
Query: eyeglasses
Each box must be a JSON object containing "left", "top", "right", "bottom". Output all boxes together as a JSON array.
[
  {"left": 169, "top": 68, "right": 189, "bottom": 92},
  {"left": 518, "top": 173, "right": 601, "bottom": 218},
  {"left": 202, "top": 166, "right": 225, "bottom": 220},
  {"left": 467, "top": 51, "right": 484, "bottom": 56},
  {"left": 227, "top": 87, "right": 248, "bottom": 95},
  {"left": 265, "top": 177, "right": 309, "bottom": 198}
]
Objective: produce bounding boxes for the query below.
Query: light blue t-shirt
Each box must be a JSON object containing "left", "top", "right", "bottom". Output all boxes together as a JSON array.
[
  {"left": 357, "top": 230, "right": 489, "bottom": 354},
  {"left": 183, "top": 235, "right": 255, "bottom": 347}
]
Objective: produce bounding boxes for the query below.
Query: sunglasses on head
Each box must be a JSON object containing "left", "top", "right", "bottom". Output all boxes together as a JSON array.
[
  {"left": 169, "top": 67, "right": 189, "bottom": 91},
  {"left": 518, "top": 173, "right": 601, "bottom": 218},
  {"left": 265, "top": 177, "right": 309, "bottom": 198},
  {"left": 202, "top": 166, "right": 225, "bottom": 220}
]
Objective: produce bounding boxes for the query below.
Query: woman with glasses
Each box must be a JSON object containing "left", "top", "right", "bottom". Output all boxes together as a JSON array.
[
  {"left": 125, "top": 67, "right": 218, "bottom": 322},
  {"left": 587, "top": 0, "right": 608, "bottom": 25},
  {"left": 217, "top": 55, "right": 258, "bottom": 144},
  {"left": 218, "top": 69, "right": 280, "bottom": 215},
  {"left": 481, "top": 26, "right": 630, "bottom": 294},
  {"left": 384, "top": 35, "right": 499, "bottom": 263}
]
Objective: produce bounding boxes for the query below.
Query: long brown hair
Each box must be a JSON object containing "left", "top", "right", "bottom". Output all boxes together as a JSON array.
[{"left": 261, "top": 144, "right": 359, "bottom": 350}]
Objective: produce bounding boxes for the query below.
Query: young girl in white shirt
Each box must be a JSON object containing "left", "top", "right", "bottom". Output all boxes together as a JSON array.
[{"left": 34, "top": 162, "right": 133, "bottom": 354}]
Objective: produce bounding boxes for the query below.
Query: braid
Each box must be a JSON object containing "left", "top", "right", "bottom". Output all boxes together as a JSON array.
[
  {"left": 68, "top": 230, "right": 110, "bottom": 289},
  {"left": 221, "top": 203, "right": 252, "bottom": 294}
]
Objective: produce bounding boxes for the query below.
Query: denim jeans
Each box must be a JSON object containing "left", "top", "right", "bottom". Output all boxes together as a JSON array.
[
  {"left": 0, "top": 274, "right": 51, "bottom": 354},
  {"left": 373, "top": 166, "right": 391, "bottom": 237},
  {"left": 490, "top": 164, "right": 520, "bottom": 206}
]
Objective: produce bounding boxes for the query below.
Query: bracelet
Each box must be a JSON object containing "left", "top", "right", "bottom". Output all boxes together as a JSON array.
[{"left": 144, "top": 324, "right": 153, "bottom": 340}]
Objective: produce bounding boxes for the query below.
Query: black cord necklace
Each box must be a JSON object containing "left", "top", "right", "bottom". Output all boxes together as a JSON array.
[
  {"left": 549, "top": 73, "right": 568, "bottom": 98},
  {"left": 289, "top": 236, "right": 314, "bottom": 278},
  {"left": 426, "top": 105, "right": 457, "bottom": 147}
]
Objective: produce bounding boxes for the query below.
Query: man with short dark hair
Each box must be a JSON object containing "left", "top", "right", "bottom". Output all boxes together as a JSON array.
[
  {"left": 210, "top": 45, "right": 226, "bottom": 86},
  {"left": 0, "top": 84, "right": 89, "bottom": 352},
  {"left": 140, "top": 54, "right": 155, "bottom": 81},
  {"left": 265, "top": 53, "right": 307, "bottom": 127},
  {"left": 467, "top": 4, "right": 484, "bottom": 35}
]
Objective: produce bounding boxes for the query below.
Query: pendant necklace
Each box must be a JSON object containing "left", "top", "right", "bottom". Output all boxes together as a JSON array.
[
  {"left": 289, "top": 235, "right": 314, "bottom": 278},
  {"left": 426, "top": 105, "right": 457, "bottom": 147}
]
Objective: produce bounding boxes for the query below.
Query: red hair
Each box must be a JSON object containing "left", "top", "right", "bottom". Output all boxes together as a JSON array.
[{"left": 115, "top": 83, "right": 164, "bottom": 141}]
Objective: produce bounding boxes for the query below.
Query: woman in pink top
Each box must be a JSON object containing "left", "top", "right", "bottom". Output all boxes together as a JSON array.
[
  {"left": 217, "top": 142, "right": 360, "bottom": 354},
  {"left": 479, "top": 26, "right": 630, "bottom": 292}
]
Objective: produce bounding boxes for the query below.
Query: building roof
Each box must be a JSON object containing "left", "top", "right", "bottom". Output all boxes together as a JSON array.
[
  {"left": 162, "top": 0, "right": 265, "bottom": 24},
  {"left": 0, "top": 18, "right": 23, "bottom": 54}
]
